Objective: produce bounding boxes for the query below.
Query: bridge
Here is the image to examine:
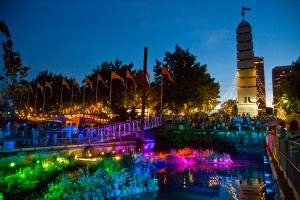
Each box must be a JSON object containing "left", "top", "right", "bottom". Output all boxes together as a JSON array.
[{"left": 0, "top": 117, "right": 162, "bottom": 151}]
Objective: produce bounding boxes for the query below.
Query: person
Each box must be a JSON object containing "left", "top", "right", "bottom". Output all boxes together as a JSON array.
[
  {"left": 285, "top": 119, "right": 300, "bottom": 169},
  {"left": 18, "top": 122, "right": 26, "bottom": 147},
  {"left": 286, "top": 120, "right": 300, "bottom": 142},
  {"left": 71, "top": 123, "right": 77, "bottom": 144},
  {"left": 278, "top": 121, "right": 286, "bottom": 139},
  {"left": 64, "top": 123, "right": 72, "bottom": 144},
  {"left": 78, "top": 123, "right": 84, "bottom": 143},
  {"left": 4, "top": 121, "right": 11, "bottom": 140},
  {"left": 45, "top": 122, "right": 52, "bottom": 146},
  {"left": 31, "top": 123, "right": 39, "bottom": 147}
]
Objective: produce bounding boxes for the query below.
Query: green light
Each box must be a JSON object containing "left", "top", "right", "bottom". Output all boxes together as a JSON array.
[{"left": 10, "top": 162, "right": 15, "bottom": 167}]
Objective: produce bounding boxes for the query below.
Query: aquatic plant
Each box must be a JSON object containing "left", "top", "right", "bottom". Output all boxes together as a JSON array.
[
  {"left": 42, "top": 153, "right": 159, "bottom": 199},
  {"left": 66, "top": 167, "right": 105, "bottom": 200},
  {"left": 167, "top": 147, "right": 233, "bottom": 165}
]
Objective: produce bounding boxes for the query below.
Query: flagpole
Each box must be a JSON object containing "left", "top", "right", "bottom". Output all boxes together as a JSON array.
[
  {"left": 71, "top": 79, "right": 74, "bottom": 110},
  {"left": 27, "top": 90, "right": 29, "bottom": 115},
  {"left": 43, "top": 80, "right": 46, "bottom": 115},
  {"left": 161, "top": 71, "right": 164, "bottom": 112},
  {"left": 35, "top": 83, "right": 38, "bottom": 114},
  {"left": 83, "top": 83, "right": 86, "bottom": 113},
  {"left": 60, "top": 80, "right": 63, "bottom": 114},
  {"left": 110, "top": 73, "right": 112, "bottom": 109},
  {"left": 96, "top": 76, "right": 98, "bottom": 105},
  {"left": 125, "top": 74, "right": 128, "bottom": 107}
]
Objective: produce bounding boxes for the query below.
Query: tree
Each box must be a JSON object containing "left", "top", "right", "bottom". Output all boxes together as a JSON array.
[
  {"left": 278, "top": 57, "right": 300, "bottom": 114},
  {"left": 152, "top": 45, "right": 220, "bottom": 115},
  {"left": 0, "top": 21, "right": 30, "bottom": 109}
]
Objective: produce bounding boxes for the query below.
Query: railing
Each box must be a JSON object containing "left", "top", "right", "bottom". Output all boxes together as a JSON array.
[
  {"left": 267, "top": 133, "right": 300, "bottom": 199},
  {"left": 0, "top": 117, "right": 162, "bottom": 150}
]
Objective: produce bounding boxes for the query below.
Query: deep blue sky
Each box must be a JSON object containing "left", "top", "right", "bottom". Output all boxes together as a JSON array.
[{"left": 0, "top": 0, "right": 299, "bottom": 106}]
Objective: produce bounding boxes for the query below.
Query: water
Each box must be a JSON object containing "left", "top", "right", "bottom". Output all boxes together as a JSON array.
[{"left": 152, "top": 155, "right": 265, "bottom": 200}]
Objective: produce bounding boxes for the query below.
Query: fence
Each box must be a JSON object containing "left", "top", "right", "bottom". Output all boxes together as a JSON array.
[
  {"left": 0, "top": 117, "right": 162, "bottom": 150},
  {"left": 267, "top": 133, "right": 300, "bottom": 199}
]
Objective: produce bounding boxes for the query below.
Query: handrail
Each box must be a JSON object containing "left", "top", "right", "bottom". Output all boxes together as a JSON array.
[
  {"left": 267, "top": 133, "right": 300, "bottom": 199},
  {"left": 0, "top": 117, "right": 162, "bottom": 150}
]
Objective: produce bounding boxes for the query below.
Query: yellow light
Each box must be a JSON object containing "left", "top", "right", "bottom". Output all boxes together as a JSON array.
[{"left": 10, "top": 162, "right": 15, "bottom": 167}]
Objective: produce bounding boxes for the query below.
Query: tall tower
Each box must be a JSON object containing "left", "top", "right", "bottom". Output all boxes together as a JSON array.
[{"left": 236, "top": 7, "right": 258, "bottom": 117}]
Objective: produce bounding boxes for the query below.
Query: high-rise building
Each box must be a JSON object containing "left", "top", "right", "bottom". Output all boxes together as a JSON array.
[
  {"left": 254, "top": 57, "right": 266, "bottom": 114},
  {"left": 272, "top": 65, "right": 292, "bottom": 108},
  {"left": 236, "top": 11, "right": 258, "bottom": 117}
]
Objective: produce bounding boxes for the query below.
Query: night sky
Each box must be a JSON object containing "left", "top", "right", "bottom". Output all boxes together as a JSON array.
[{"left": 0, "top": 0, "right": 299, "bottom": 107}]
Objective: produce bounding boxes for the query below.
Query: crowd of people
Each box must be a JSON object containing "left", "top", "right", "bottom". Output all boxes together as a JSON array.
[
  {"left": 174, "top": 112, "right": 278, "bottom": 130},
  {"left": 2, "top": 120, "right": 95, "bottom": 147}
]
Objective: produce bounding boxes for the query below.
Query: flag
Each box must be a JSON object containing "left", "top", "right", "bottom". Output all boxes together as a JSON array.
[
  {"left": 45, "top": 81, "right": 52, "bottom": 97},
  {"left": 97, "top": 73, "right": 109, "bottom": 87},
  {"left": 85, "top": 75, "right": 93, "bottom": 91},
  {"left": 162, "top": 65, "right": 176, "bottom": 84},
  {"left": 62, "top": 79, "right": 70, "bottom": 90},
  {"left": 111, "top": 71, "right": 125, "bottom": 86},
  {"left": 36, "top": 82, "right": 44, "bottom": 94},
  {"left": 242, "top": 6, "right": 251, "bottom": 11},
  {"left": 73, "top": 77, "right": 81, "bottom": 93},
  {"left": 126, "top": 70, "right": 137, "bottom": 89},
  {"left": 29, "top": 84, "right": 34, "bottom": 95},
  {"left": 146, "top": 71, "right": 151, "bottom": 87}
]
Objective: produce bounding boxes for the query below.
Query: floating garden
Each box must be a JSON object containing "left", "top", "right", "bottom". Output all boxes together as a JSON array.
[{"left": 0, "top": 147, "right": 233, "bottom": 200}]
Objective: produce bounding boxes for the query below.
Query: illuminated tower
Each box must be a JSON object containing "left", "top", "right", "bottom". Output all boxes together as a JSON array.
[
  {"left": 255, "top": 57, "right": 266, "bottom": 115},
  {"left": 236, "top": 7, "right": 258, "bottom": 117}
]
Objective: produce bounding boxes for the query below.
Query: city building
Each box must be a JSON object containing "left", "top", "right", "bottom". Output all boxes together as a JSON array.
[
  {"left": 254, "top": 57, "right": 266, "bottom": 115},
  {"left": 272, "top": 65, "right": 292, "bottom": 109},
  {"left": 236, "top": 13, "right": 258, "bottom": 117}
]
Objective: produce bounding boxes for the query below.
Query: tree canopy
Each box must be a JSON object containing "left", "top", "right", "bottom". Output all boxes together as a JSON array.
[
  {"left": 0, "top": 21, "right": 30, "bottom": 108},
  {"left": 278, "top": 57, "right": 300, "bottom": 114},
  {"left": 152, "top": 45, "right": 220, "bottom": 115}
]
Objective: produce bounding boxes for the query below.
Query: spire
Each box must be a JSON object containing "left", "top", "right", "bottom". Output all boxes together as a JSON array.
[{"left": 241, "top": 6, "right": 251, "bottom": 20}]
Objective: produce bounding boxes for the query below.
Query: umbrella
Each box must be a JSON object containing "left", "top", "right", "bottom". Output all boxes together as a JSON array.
[
  {"left": 264, "top": 119, "right": 282, "bottom": 127},
  {"left": 52, "top": 115, "right": 72, "bottom": 122}
]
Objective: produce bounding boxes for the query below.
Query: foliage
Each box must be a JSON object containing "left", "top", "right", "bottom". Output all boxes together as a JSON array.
[
  {"left": 0, "top": 21, "right": 30, "bottom": 109},
  {"left": 0, "top": 157, "right": 73, "bottom": 196},
  {"left": 275, "top": 105, "right": 287, "bottom": 120},
  {"left": 66, "top": 167, "right": 105, "bottom": 200},
  {"left": 41, "top": 153, "right": 159, "bottom": 199},
  {"left": 277, "top": 57, "right": 300, "bottom": 114},
  {"left": 152, "top": 45, "right": 220, "bottom": 114},
  {"left": 167, "top": 147, "right": 233, "bottom": 164}
]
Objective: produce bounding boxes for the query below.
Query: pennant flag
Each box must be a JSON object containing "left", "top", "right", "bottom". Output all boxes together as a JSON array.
[
  {"left": 242, "top": 6, "right": 251, "bottom": 11},
  {"left": 126, "top": 70, "right": 137, "bottom": 89},
  {"left": 36, "top": 82, "right": 44, "bottom": 94},
  {"left": 85, "top": 75, "right": 93, "bottom": 91},
  {"left": 29, "top": 84, "right": 34, "bottom": 95},
  {"left": 162, "top": 65, "right": 176, "bottom": 84},
  {"left": 73, "top": 77, "right": 81, "bottom": 93},
  {"left": 45, "top": 81, "right": 52, "bottom": 97},
  {"left": 111, "top": 71, "right": 125, "bottom": 86},
  {"left": 97, "top": 73, "right": 109, "bottom": 87},
  {"left": 146, "top": 71, "right": 151, "bottom": 87},
  {"left": 62, "top": 79, "right": 70, "bottom": 90}
]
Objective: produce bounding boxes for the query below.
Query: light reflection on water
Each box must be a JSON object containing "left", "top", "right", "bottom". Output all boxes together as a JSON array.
[{"left": 152, "top": 157, "right": 264, "bottom": 200}]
